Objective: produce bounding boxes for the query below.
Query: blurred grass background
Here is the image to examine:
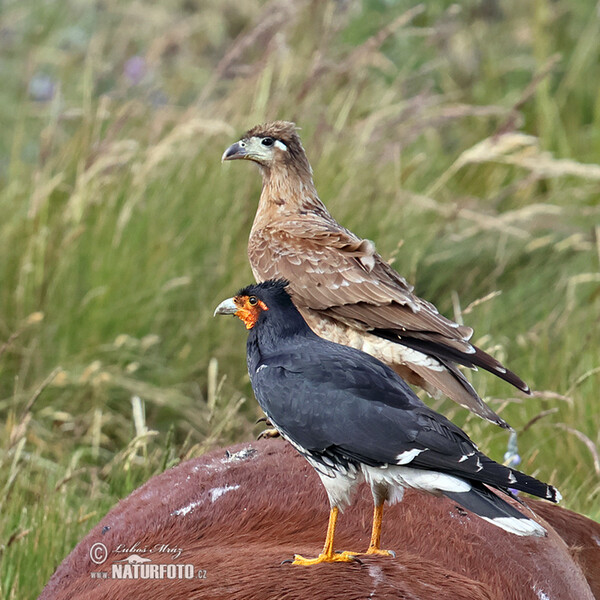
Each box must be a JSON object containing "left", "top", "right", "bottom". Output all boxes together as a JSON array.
[{"left": 1, "top": 0, "right": 599, "bottom": 596}]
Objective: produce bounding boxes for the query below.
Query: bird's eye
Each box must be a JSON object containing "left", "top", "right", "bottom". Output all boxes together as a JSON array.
[
  {"left": 261, "top": 137, "right": 274, "bottom": 147},
  {"left": 248, "top": 296, "right": 258, "bottom": 306}
]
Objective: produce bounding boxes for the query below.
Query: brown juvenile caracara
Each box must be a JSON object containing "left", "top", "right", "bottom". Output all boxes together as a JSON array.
[{"left": 222, "top": 121, "right": 530, "bottom": 429}]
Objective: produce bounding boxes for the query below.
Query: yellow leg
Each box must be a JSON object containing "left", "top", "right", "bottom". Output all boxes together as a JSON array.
[
  {"left": 292, "top": 507, "right": 357, "bottom": 565},
  {"left": 365, "top": 502, "right": 394, "bottom": 557}
]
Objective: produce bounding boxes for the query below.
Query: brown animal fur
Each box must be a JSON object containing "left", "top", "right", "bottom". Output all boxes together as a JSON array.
[
  {"left": 527, "top": 498, "right": 600, "bottom": 599},
  {"left": 39, "top": 439, "right": 598, "bottom": 600}
]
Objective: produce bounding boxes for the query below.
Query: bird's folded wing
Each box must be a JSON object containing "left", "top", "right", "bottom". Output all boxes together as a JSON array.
[
  {"left": 256, "top": 354, "right": 516, "bottom": 484},
  {"left": 253, "top": 350, "right": 475, "bottom": 467},
  {"left": 249, "top": 219, "right": 473, "bottom": 344},
  {"left": 256, "top": 354, "right": 552, "bottom": 499}
]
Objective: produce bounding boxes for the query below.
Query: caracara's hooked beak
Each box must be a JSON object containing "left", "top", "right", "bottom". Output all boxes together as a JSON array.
[
  {"left": 221, "top": 141, "right": 247, "bottom": 163},
  {"left": 214, "top": 297, "right": 238, "bottom": 316}
]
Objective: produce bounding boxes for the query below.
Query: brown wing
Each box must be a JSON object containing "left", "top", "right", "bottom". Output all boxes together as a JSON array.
[
  {"left": 248, "top": 216, "right": 529, "bottom": 396},
  {"left": 249, "top": 217, "right": 473, "bottom": 345}
]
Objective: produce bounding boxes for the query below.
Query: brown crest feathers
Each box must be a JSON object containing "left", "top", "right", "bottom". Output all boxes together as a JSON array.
[
  {"left": 245, "top": 121, "right": 313, "bottom": 181},
  {"left": 244, "top": 120, "right": 300, "bottom": 143}
]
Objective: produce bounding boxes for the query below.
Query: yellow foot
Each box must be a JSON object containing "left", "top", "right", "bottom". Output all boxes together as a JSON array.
[
  {"left": 365, "top": 547, "right": 396, "bottom": 558},
  {"left": 257, "top": 427, "right": 280, "bottom": 440},
  {"left": 291, "top": 552, "right": 358, "bottom": 566}
]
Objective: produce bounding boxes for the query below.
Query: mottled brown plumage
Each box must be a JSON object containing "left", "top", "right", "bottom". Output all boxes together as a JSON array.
[{"left": 222, "top": 121, "right": 531, "bottom": 429}]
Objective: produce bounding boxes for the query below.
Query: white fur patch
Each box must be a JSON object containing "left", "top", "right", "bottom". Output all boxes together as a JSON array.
[
  {"left": 274, "top": 140, "right": 287, "bottom": 151},
  {"left": 367, "top": 564, "right": 385, "bottom": 598},
  {"left": 171, "top": 500, "right": 202, "bottom": 517},
  {"left": 534, "top": 587, "right": 551, "bottom": 600},
  {"left": 209, "top": 484, "right": 240, "bottom": 503},
  {"left": 222, "top": 447, "right": 257, "bottom": 463}
]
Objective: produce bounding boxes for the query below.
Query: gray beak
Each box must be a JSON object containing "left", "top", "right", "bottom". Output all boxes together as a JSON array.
[
  {"left": 214, "top": 297, "right": 238, "bottom": 316},
  {"left": 221, "top": 141, "right": 247, "bottom": 162}
]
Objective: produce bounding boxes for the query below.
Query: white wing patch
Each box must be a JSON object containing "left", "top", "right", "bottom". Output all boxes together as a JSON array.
[
  {"left": 359, "top": 254, "right": 376, "bottom": 272},
  {"left": 401, "top": 470, "right": 472, "bottom": 493},
  {"left": 361, "top": 337, "right": 446, "bottom": 371},
  {"left": 481, "top": 516, "right": 546, "bottom": 537},
  {"left": 395, "top": 448, "right": 425, "bottom": 465},
  {"left": 363, "top": 465, "right": 471, "bottom": 495},
  {"left": 308, "top": 317, "right": 446, "bottom": 371},
  {"left": 548, "top": 487, "right": 562, "bottom": 502},
  {"left": 321, "top": 455, "right": 336, "bottom": 468},
  {"left": 458, "top": 452, "right": 475, "bottom": 463},
  {"left": 329, "top": 280, "right": 351, "bottom": 290}
]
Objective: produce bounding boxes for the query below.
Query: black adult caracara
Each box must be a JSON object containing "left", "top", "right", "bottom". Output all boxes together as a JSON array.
[
  {"left": 222, "top": 121, "right": 531, "bottom": 430},
  {"left": 215, "top": 280, "right": 560, "bottom": 565}
]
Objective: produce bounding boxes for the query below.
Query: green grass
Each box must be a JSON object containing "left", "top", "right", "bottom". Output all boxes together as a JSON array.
[{"left": 1, "top": 0, "right": 599, "bottom": 597}]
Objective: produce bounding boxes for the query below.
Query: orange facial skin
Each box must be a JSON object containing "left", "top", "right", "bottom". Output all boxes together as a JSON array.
[{"left": 234, "top": 296, "right": 269, "bottom": 329}]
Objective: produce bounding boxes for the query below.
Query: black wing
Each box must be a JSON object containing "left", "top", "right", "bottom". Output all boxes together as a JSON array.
[{"left": 251, "top": 338, "right": 558, "bottom": 502}]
